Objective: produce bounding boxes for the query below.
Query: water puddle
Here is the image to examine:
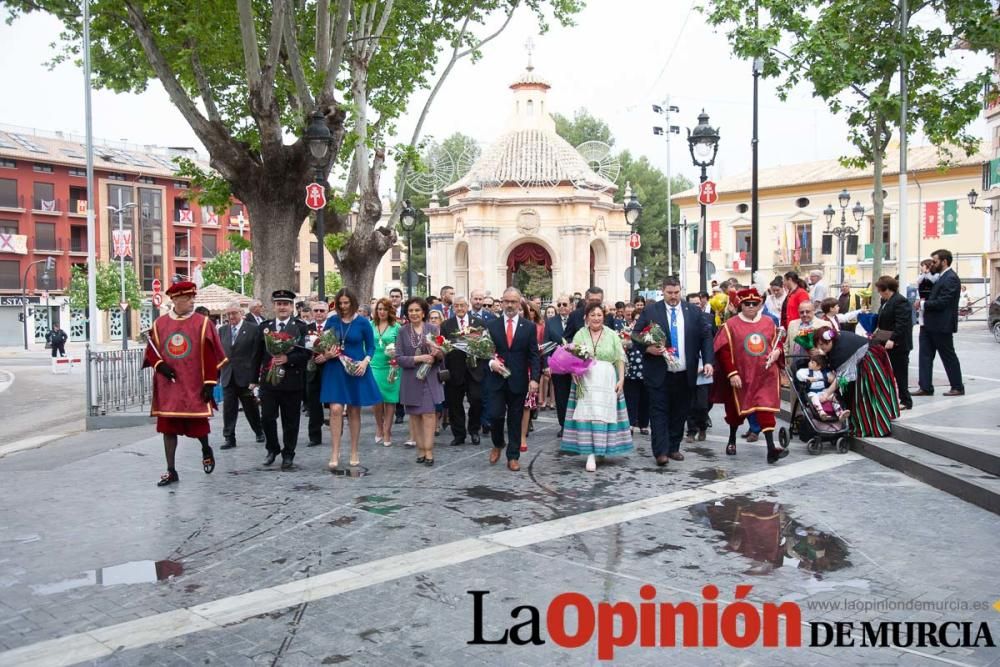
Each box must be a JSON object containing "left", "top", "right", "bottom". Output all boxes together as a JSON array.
[
  {"left": 332, "top": 466, "right": 369, "bottom": 478},
  {"left": 689, "top": 495, "right": 851, "bottom": 576},
  {"left": 471, "top": 514, "right": 512, "bottom": 527},
  {"left": 32, "top": 559, "right": 183, "bottom": 595},
  {"left": 689, "top": 467, "right": 730, "bottom": 482}
]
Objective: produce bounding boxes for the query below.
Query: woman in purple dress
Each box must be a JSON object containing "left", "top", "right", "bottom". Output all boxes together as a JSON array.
[{"left": 395, "top": 298, "right": 445, "bottom": 466}]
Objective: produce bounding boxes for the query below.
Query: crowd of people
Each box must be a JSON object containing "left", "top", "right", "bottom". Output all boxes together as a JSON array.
[{"left": 142, "top": 248, "right": 966, "bottom": 487}]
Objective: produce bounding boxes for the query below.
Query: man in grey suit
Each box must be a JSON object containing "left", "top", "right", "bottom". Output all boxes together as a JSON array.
[{"left": 220, "top": 301, "right": 264, "bottom": 448}]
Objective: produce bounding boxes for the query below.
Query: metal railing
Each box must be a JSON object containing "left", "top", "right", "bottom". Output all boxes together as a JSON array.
[{"left": 86, "top": 345, "right": 152, "bottom": 416}]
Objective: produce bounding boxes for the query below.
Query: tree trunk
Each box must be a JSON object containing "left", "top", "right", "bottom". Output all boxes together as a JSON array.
[
  {"left": 244, "top": 197, "right": 302, "bottom": 305},
  {"left": 337, "top": 225, "right": 394, "bottom": 304},
  {"left": 871, "top": 118, "right": 886, "bottom": 310}
]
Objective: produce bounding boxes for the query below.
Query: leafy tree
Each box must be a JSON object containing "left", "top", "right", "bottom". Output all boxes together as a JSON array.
[
  {"left": 554, "top": 109, "right": 691, "bottom": 290},
  {"left": 201, "top": 251, "right": 254, "bottom": 295},
  {"left": 5, "top": 0, "right": 583, "bottom": 305},
  {"left": 69, "top": 262, "right": 142, "bottom": 311},
  {"left": 324, "top": 270, "right": 343, "bottom": 297},
  {"left": 514, "top": 262, "right": 552, "bottom": 300},
  {"left": 702, "top": 0, "right": 1000, "bottom": 305}
]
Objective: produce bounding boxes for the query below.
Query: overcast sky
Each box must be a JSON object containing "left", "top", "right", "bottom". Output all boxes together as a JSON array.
[{"left": 0, "top": 1, "right": 990, "bottom": 194}]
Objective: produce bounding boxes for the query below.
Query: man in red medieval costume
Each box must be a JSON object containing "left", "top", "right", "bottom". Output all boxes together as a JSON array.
[
  {"left": 144, "top": 281, "right": 228, "bottom": 486},
  {"left": 711, "top": 287, "right": 788, "bottom": 463}
]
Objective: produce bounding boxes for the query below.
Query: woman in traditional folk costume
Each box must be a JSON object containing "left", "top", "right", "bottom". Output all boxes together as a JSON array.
[
  {"left": 811, "top": 323, "right": 899, "bottom": 437},
  {"left": 560, "top": 303, "right": 633, "bottom": 472},
  {"left": 711, "top": 287, "right": 788, "bottom": 463},
  {"left": 143, "top": 281, "right": 227, "bottom": 487}
]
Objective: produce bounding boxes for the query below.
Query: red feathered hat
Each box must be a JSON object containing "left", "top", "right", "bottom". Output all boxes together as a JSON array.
[
  {"left": 166, "top": 281, "right": 197, "bottom": 297},
  {"left": 736, "top": 287, "right": 763, "bottom": 304}
]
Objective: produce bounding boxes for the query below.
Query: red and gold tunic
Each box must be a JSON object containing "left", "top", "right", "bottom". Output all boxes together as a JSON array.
[
  {"left": 144, "top": 312, "right": 227, "bottom": 420},
  {"left": 710, "top": 313, "right": 781, "bottom": 417}
]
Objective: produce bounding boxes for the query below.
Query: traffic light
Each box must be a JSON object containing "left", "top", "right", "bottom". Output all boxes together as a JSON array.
[
  {"left": 18, "top": 312, "right": 24, "bottom": 322},
  {"left": 44, "top": 257, "right": 55, "bottom": 271}
]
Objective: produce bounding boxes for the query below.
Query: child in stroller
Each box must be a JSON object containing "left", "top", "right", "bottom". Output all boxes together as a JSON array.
[{"left": 795, "top": 355, "right": 850, "bottom": 422}]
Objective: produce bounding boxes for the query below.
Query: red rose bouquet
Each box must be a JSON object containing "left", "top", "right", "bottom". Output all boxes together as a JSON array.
[{"left": 264, "top": 330, "right": 296, "bottom": 385}]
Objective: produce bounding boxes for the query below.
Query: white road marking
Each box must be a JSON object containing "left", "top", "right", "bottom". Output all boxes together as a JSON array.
[
  {"left": 0, "top": 432, "right": 76, "bottom": 459},
  {"left": 0, "top": 453, "right": 862, "bottom": 667},
  {"left": 0, "top": 369, "right": 13, "bottom": 393}
]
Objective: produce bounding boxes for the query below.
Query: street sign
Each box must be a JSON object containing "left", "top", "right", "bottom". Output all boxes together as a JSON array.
[
  {"left": 151, "top": 278, "right": 162, "bottom": 294},
  {"left": 305, "top": 182, "right": 326, "bottom": 210},
  {"left": 119, "top": 301, "right": 129, "bottom": 311},
  {"left": 628, "top": 233, "right": 641, "bottom": 250},
  {"left": 152, "top": 293, "right": 163, "bottom": 308},
  {"left": 698, "top": 180, "right": 719, "bottom": 206},
  {"left": 623, "top": 266, "right": 642, "bottom": 286}
]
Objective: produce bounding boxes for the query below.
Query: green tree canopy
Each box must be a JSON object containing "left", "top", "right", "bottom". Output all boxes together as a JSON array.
[
  {"left": 69, "top": 262, "right": 142, "bottom": 311},
  {"left": 201, "top": 251, "right": 254, "bottom": 295},
  {"left": 552, "top": 108, "right": 614, "bottom": 148}
]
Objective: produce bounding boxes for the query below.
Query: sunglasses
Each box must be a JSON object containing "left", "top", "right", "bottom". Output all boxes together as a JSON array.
[
  {"left": 557, "top": 302, "right": 569, "bottom": 306},
  {"left": 312, "top": 308, "right": 327, "bottom": 313}
]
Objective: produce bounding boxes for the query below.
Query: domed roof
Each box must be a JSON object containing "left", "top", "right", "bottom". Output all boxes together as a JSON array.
[{"left": 445, "top": 128, "right": 615, "bottom": 193}]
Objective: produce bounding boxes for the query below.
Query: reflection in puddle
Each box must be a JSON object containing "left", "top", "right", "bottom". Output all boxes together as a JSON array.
[
  {"left": 689, "top": 467, "right": 730, "bottom": 482},
  {"left": 331, "top": 466, "right": 369, "bottom": 478},
  {"left": 690, "top": 495, "right": 851, "bottom": 576},
  {"left": 32, "top": 560, "right": 183, "bottom": 595},
  {"left": 356, "top": 494, "right": 405, "bottom": 516}
]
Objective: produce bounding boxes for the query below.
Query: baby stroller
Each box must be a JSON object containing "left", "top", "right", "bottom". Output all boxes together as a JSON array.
[{"left": 780, "top": 355, "right": 851, "bottom": 456}]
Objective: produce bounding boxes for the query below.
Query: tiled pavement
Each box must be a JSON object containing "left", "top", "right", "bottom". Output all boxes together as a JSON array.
[{"left": 1, "top": 411, "right": 998, "bottom": 666}]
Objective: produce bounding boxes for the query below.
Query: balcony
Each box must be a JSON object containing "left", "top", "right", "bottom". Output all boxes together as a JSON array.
[
  {"left": 69, "top": 235, "right": 89, "bottom": 256},
  {"left": 984, "top": 158, "right": 999, "bottom": 193},
  {"left": 772, "top": 248, "right": 820, "bottom": 269},
  {"left": 860, "top": 241, "right": 898, "bottom": 262},
  {"left": 174, "top": 209, "right": 196, "bottom": 226},
  {"left": 32, "top": 198, "right": 62, "bottom": 215},
  {"left": 0, "top": 194, "right": 25, "bottom": 212},
  {"left": 31, "top": 237, "right": 65, "bottom": 255},
  {"left": 69, "top": 199, "right": 89, "bottom": 218}
]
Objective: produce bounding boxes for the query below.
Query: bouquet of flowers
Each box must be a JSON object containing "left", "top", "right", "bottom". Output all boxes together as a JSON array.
[
  {"left": 384, "top": 342, "right": 396, "bottom": 358},
  {"left": 538, "top": 340, "right": 561, "bottom": 357},
  {"left": 307, "top": 329, "right": 340, "bottom": 373},
  {"left": 548, "top": 343, "right": 596, "bottom": 398},
  {"left": 387, "top": 358, "right": 400, "bottom": 383},
  {"left": 264, "top": 330, "right": 296, "bottom": 385},
  {"left": 451, "top": 326, "right": 496, "bottom": 369},
  {"left": 491, "top": 354, "right": 513, "bottom": 378},
  {"left": 416, "top": 333, "right": 445, "bottom": 381},
  {"left": 619, "top": 330, "right": 633, "bottom": 350},
  {"left": 638, "top": 323, "right": 667, "bottom": 348}
]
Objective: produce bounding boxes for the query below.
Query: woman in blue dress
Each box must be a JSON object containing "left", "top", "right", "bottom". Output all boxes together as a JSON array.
[{"left": 317, "top": 287, "right": 382, "bottom": 470}]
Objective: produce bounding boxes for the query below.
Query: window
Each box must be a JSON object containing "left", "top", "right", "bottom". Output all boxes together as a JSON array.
[
  {"left": 108, "top": 173, "right": 127, "bottom": 181},
  {"left": 229, "top": 203, "right": 244, "bottom": 218},
  {"left": 864, "top": 214, "right": 892, "bottom": 260},
  {"left": 0, "top": 260, "right": 19, "bottom": 289},
  {"left": 174, "top": 231, "right": 191, "bottom": 257},
  {"left": 203, "top": 233, "right": 217, "bottom": 258},
  {"left": 174, "top": 197, "right": 193, "bottom": 223},
  {"left": 309, "top": 241, "right": 319, "bottom": 263},
  {"left": 107, "top": 184, "right": 134, "bottom": 257},
  {"left": 174, "top": 181, "right": 189, "bottom": 189},
  {"left": 70, "top": 226, "right": 87, "bottom": 252},
  {"left": 794, "top": 222, "right": 813, "bottom": 264},
  {"left": 35, "top": 222, "right": 56, "bottom": 250},
  {"left": 33, "top": 163, "right": 54, "bottom": 173},
  {"left": 68, "top": 167, "right": 86, "bottom": 177},
  {"left": 33, "top": 182, "right": 55, "bottom": 210},
  {"left": 0, "top": 179, "right": 17, "bottom": 208},
  {"left": 69, "top": 186, "right": 88, "bottom": 214},
  {"left": 733, "top": 227, "right": 752, "bottom": 255},
  {"left": 139, "top": 188, "right": 163, "bottom": 290},
  {"left": 391, "top": 246, "right": 401, "bottom": 261},
  {"left": 0, "top": 159, "right": 14, "bottom": 169},
  {"left": 310, "top": 272, "right": 319, "bottom": 293},
  {"left": 137, "top": 176, "right": 155, "bottom": 185},
  {"left": 0, "top": 220, "right": 17, "bottom": 235},
  {"left": 391, "top": 265, "right": 401, "bottom": 280}
]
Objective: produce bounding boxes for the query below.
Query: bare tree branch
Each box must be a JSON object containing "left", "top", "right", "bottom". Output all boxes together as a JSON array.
[
  {"left": 236, "top": 0, "right": 263, "bottom": 91},
  {"left": 259, "top": 0, "right": 289, "bottom": 108},
  {"left": 315, "top": 0, "right": 331, "bottom": 68},
  {"left": 282, "top": 5, "right": 314, "bottom": 111},
  {"left": 187, "top": 45, "right": 221, "bottom": 124},
  {"left": 320, "top": 0, "right": 351, "bottom": 106},
  {"left": 366, "top": 0, "right": 396, "bottom": 61}
]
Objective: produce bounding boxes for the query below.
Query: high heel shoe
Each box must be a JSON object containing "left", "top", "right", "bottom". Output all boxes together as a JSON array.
[
  {"left": 349, "top": 457, "right": 361, "bottom": 467},
  {"left": 327, "top": 460, "right": 339, "bottom": 471},
  {"left": 416, "top": 456, "right": 427, "bottom": 464}
]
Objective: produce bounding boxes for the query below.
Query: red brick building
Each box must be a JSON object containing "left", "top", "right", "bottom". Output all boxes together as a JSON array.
[{"left": 0, "top": 125, "right": 250, "bottom": 346}]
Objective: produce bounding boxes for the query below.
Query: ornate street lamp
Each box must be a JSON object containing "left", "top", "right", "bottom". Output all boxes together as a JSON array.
[
  {"left": 304, "top": 111, "right": 332, "bottom": 300},
  {"left": 968, "top": 189, "right": 994, "bottom": 215},
  {"left": 687, "top": 110, "right": 720, "bottom": 292},
  {"left": 399, "top": 200, "right": 418, "bottom": 298},
  {"left": 623, "top": 185, "right": 643, "bottom": 301},
  {"left": 821, "top": 190, "right": 864, "bottom": 285}
]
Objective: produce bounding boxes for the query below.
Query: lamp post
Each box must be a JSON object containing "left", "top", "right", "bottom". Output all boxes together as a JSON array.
[
  {"left": 967, "top": 189, "right": 994, "bottom": 215},
  {"left": 623, "top": 185, "right": 643, "bottom": 302},
  {"left": 653, "top": 101, "right": 680, "bottom": 276},
  {"left": 304, "top": 111, "right": 332, "bottom": 301},
  {"left": 107, "top": 192, "right": 138, "bottom": 350},
  {"left": 822, "top": 189, "right": 865, "bottom": 285},
  {"left": 21, "top": 257, "right": 53, "bottom": 350},
  {"left": 236, "top": 212, "right": 247, "bottom": 295},
  {"left": 400, "top": 200, "right": 418, "bottom": 299},
  {"left": 687, "top": 110, "right": 720, "bottom": 293}
]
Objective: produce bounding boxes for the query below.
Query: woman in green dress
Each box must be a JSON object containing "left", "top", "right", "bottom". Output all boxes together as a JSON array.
[
  {"left": 560, "top": 303, "right": 633, "bottom": 472},
  {"left": 371, "top": 297, "right": 401, "bottom": 446}
]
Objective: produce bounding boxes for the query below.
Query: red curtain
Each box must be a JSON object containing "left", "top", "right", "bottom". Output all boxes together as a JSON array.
[{"left": 507, "top": 243, "right": 552, "bottom": 272}]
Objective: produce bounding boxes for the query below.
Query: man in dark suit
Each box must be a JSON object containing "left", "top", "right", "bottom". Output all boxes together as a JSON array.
[
  {"left": 304, "top": 300, "right": 328, "bottom": 446},
  {"left": 485, "top": 287, "right": 541, "bottom": 471},
  {"left": 244, "top": 299, "right": 265, "bottom": 325},
  {"left": 915, "top": 248, "right": 964, "bottom": 396},
  {"left": 256, "top": 290, "right": 310, "bottom": 468},
  {"left": 441, "top": 295, "right": 486, "bottom": 446},
  {"left": 633, "top": 276, "right": 714, "bottom": 466},
  {"left": 430, "top": 285, "right": 455, "bottom": 320},
  {"left": 219, "top": 301, "right": 264, "bottom": 448},
  {"left": 564, "top": 286, "right": 615, "bottom": 342},
  {"left": 470, "top": 289, "right": 495, "bottom": 322},
  {"left": 543, "top": 294, "right": 573, "bottom": 436}
]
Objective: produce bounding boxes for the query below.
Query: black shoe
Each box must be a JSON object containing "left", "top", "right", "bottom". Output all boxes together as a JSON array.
[
  {"left": 449, "top": 438, "right": 465, "bottom": 446},
  {"left": 766, "top": 447, "right": 789, "bottom": 464},
  {"left": 482, "top": 425, "right": 491, "bottom": 434},
  {"left": 471, "top": 433, "right": 480, "bottom": 445},
  {"left": 557, "top": 429, "right": 564, "bottom": 439},
  {"left": 416, "top": 456, "right": 426, "bottom": 464},
  {"left": 307, "top": 440, "right": 322, "bottom": 447},
  {"left": 395, "top": 415, "right": 404, "bottom": 424},
  {"left": 157, "top": 469, "right": 179, "bottom": 487},
  {"left": 202, "top": 446, "right": 215, "bottom": 474},
  {"left": 263, "top": 451, "right": 278, "bottom": 466},
  {"left": 424, "top": 458, "right": 435, "bottom": 467},
  {"left": 281, "top": 455, "right": 294, "bottom": 470},
  {"left": 255, "top": 432, "right": 266, "bottom": 443},
  {"left": 221, "top": 441, "right": 236, "bottom": 450}
]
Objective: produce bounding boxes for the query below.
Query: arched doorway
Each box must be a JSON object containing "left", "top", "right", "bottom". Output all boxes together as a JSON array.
[
  {"left": 589, "top": 239, "right": 609, "bottom": 289},
  {"left": 506, "top": 242, "right": 553, "bottom": 300},
  {"left": 454, "top": 241, "right": 469, "bottom": 297}
]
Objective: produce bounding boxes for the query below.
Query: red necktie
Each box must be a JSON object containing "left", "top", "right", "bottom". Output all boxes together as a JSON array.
[{"left": 506, "top": 318, "right": 514, "bottom": 348}]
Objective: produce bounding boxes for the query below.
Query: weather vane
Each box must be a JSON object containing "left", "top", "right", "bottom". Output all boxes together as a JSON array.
[{"left": 524, "top": 36, "right": 535, "bottom": 71}]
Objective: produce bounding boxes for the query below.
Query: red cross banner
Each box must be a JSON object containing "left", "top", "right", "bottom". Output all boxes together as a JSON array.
[
  {"left": 207, "top": 211, "right": 219, "bottom": 225},
  {"left": 112, "top": 229, "right": 132, "bottom": 259},
  {"left": 710, "top": 220, "right": 721, "bottom": 251},
  {"left": 179, "top": 209, "right": 193, "bottom": 223},
  {"left": 0, "top": 233, "right": 27, "bottom": 255}
]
